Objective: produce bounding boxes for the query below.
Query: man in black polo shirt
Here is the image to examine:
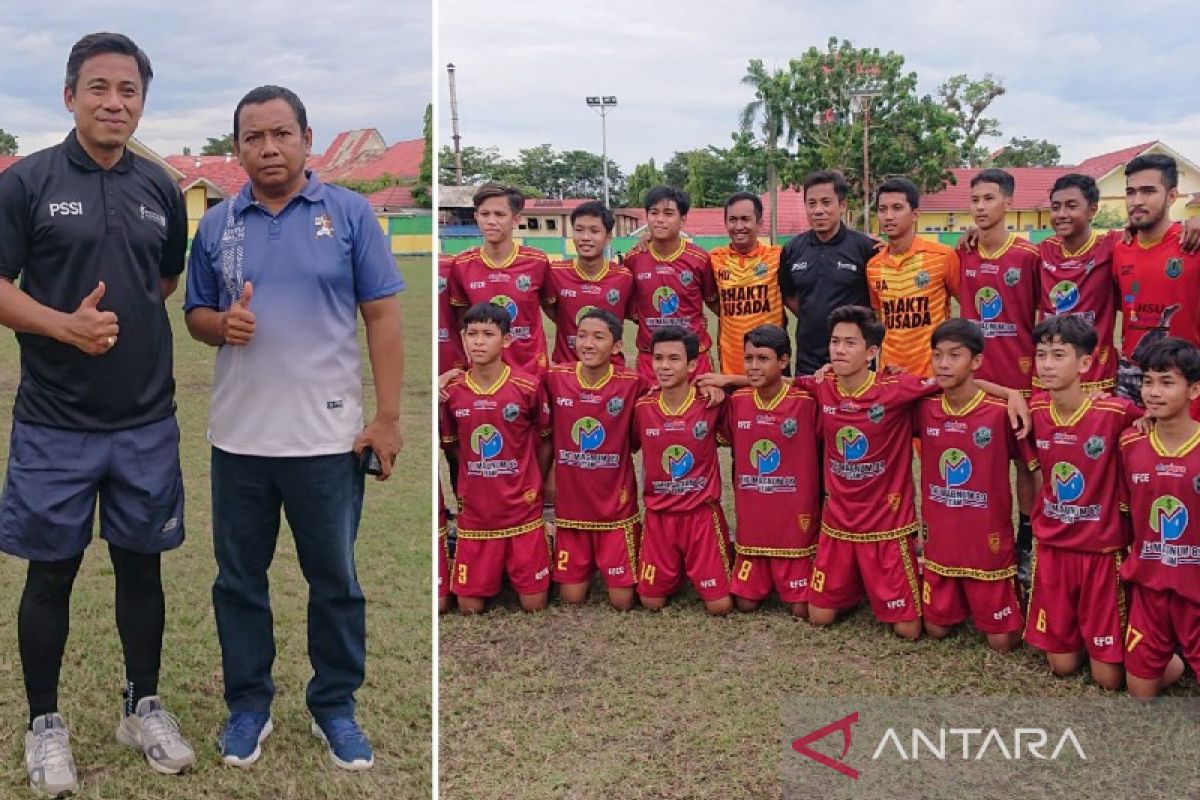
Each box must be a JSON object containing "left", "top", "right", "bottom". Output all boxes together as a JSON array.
[
  {"left": 0, "top": 32, "right": 194, "bottom": 794},
  {"left": 778, "top": 171, "right": 880, "bottom": 374}
]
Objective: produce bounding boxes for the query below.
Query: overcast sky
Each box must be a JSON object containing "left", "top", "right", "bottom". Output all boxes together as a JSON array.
[
  {"left": 0, "top": 0, "right": 431, "bottom": 157},
  {"left": 438, "top": 0, "right": 1200, "bottom": 172}
]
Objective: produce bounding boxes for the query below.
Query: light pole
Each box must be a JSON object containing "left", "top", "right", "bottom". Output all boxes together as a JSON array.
[
  {"left": 850, "top": 86, "right": 882, "bottom": 231},
  {"left": 586, "top": 96, "right": 617, "bottom": 208}
]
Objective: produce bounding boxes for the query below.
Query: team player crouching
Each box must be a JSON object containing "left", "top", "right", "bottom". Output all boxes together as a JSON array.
[
  {"left": 634, "top": 327, "right": 734, "bottom": 615},
  {"left": 916, "top": 320, "right": 1025, "bottom": 652},
  {"left": 723, "top": 325, "right": 821, "bottom": 617},
  {"left": 548, "top": 309, "right": 642, "bottom": 610},
  {"left": 1119, "top": 338, "right": 1200, "bottom": 698},
  {"left": 440, "top": 303, "right": 554, "bottom": 613},
  {"left": 1021, "top": 315, "right": 1141, "bottom": 689},
  {"left": 807, "top": 306, "right": 1028, "bottom": 640}
]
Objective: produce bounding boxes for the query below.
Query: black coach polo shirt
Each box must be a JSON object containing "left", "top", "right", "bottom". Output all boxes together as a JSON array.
[
  {"left": 778, "top": 224, "right": 879, "bottom": 375},
  {"left": 0, "top": 131, "right": 186, "bottom": 431}
]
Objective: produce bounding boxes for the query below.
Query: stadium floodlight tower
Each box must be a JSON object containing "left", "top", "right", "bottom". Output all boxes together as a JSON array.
[
  {"left": 850, "top": 84, "right": 883, "bottom": 230},
  {"left": 585, "top": 96, "right": 618, "bottom": 209}
]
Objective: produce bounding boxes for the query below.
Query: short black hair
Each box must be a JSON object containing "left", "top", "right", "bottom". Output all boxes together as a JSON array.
[
  {"left": 473, "top": 182, "right": 525, "bottom": 214},
  {"left": 1033, "top": 313, "right": 1097, "bottom": 357},
  {"left": 569, "top": 201, "right": 615, "bottom": 233},
  {"left": 66, "top": 32, "right": 153, "bottom": 94},
  {"left": 971, "top": 168, "right": 1015, "bottom": 198},
  {"left": 875, "top": 177, "right": 920, "bottom": 211},
  {"left": 234, "top": 85, "right": 308, "bottom": 141},
  {"left": 930, "top": 318, "right": 985, "bottom": 356},
  {"left": 462, "top": 301, "right": 511, "bottom": 335},
  {"left": 743, "top": 324, "right": 791, "bottom": 359},
  {"left": 651, "top": 325, "right": 699, "bottom": 361},
  {"left": 724, "top": 191, "right": 763, "bottom": 221},
  {"left": 803, "top": 170, "right": 850, "bottom": 201},
  {"left": 1050, "top": 173, "right": 1100, "bottom": 206},
  {"left": 1139, "top": 337, "right": 1200, "bottom": 382},
  {"left": 828, "top": 305, "right": 885, "bottom": 349},
  {"left": 1125, "top": 153, "right": 1179, "bottom": 191},
  {"left": 644, "top": 185, "right": 690, "bottom": 216},
  {"left": 577, "top": 308, "right": 623, "bottom": 341}
]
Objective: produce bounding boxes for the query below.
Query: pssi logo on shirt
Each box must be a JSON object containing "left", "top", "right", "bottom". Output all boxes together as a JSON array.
[{"left": 49, "top": 201, "right": 84, "bottom": 217}]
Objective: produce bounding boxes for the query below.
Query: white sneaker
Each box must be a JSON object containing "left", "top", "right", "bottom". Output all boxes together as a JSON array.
[
  {"left": 116, "top": 696, "right": 196, "bottom": 775},
  {"left": 24, "top": 713, "right": 78, "bottom": 797}
]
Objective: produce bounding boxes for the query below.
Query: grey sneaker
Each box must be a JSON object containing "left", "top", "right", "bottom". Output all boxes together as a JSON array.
[
  {"left": 24, "top": 713, "right": 78, "bottom": 797},
  {"left": 116, "top": 696, "right": 196, "bottom": 775}
]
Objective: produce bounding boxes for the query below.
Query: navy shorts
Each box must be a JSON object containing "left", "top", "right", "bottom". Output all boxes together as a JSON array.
[{"left": 0, "top": 416, "right": 185, "bottom": 561}]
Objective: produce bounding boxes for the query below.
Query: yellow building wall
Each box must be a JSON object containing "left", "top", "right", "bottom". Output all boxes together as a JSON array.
[
  {"left": 916, "top": 209, "right": 1049, "bottom": 233},
  {"left": 184, "top": 185, "right": 209, "bottom": 239}
]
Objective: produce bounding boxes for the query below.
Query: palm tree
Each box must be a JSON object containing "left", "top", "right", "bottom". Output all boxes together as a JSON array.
[{"left": 739, "top": 60, "right": 791, "bottom": 245}]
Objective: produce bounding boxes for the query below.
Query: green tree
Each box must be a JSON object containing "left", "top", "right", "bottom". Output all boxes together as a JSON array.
[
  {"left": 660, "top": 147, "right": 747, "bottom": 208},
  {"left": 1092, "top": 205, "right": 1126, "bottom": 230},
  {"left": 938, "top": 73, "right": 1006, "bottom": 166},
  {"left": 200, "top": 133, "right": 234, "bottom": 155},
  {"left": 554, "top": 149, "right": 625, "bottom": 200},
  {"left": 413, "top": 103, "right": 432, "bottom": 207},
  {"left": 625, "top": 158, "right": 664, "bottom": 208},
  {"left": 0, "top": 128, "right": 17, "bottom": 156},
  {"left": 991, "top": 136, "right": 1061, "bottom": 168},
  {"left": 739, "top": 59, "right": 792, "bottom": 242},
  {"left": 437, "top": 145, "right": 526, "bottom": 189},
  {"left": 775, "top": 38, "right": 960, "bottom": 220}
]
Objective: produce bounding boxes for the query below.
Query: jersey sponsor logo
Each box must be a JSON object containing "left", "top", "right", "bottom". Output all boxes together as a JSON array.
[
  {"left": 502, "top": 402, "right": 520, "bottom": 422},
  {"left": 490, "top": 294, "right": 518, "bottom": 321},
  {"left": 139, "top": 204, "right": 167, "bottom": 227},
  {"left": 606, "top": 288, "right": 621, "bottom": 305},
  {"left": 560, "top": 288, "right": 579, "bottom": 298},
  {"left": 781, "top": 417, "right": 798, "bottom": 438},
  {"left": 751, "top": 439, "right": 780, "bottom": 475},
  {"left": 1150, "top": 495, "right": 1188, "bottom": 542},
  {"left": 469, "top": 280, "right": 486, "bottom": 290},
  {"left": 663, "top": 444, "right": 694, "bottom": 479},
  {"left": 1084, "top": 435, "right": 1105, "bottom": 460},
  {"left": 607, "top": 397, "right": 624, "bottom": 416},
  {"left": 48, "top": 201, "right": 84, "bottom": 217},
  {"left": 930, "top": 449, "right": 987, "bottom": 509},
  {"left": 988, "top": 532, "right": 1002, "bottom": 553},
  {"left": 1044, "top": 461, "right": 1100, "bottom": 523},
  {"left": 837, "top": 261, "right": 858, "bottom": 272},
  {"left": 572, "top": 417, "right": 606, "bottom": 452},
  {"left": 868, "top": 404, "right": 885, "bottom": 424},
  {"left": 835, "top": 426, "right": 869, "bottom": 462},
  {"left": 314, "top": 214, "right": 334, "bottom": 238},
  {"left": 652, "top": 286, "right": 680, "bottom": 315},
  {"left": 975, "top": 287, "right": 1003, "bottom": 321},
  {"left": 693, "top": 421, "right": 709, "bottom": 440},
  {"left": 1166, "top": 258, "right": 1183, "bottom": 279},
  {"left": 679, "top": 269, "right": 694, "bottom": 286},
  {"left": 719, "top": 284, "right": 772, "bottom": 317},
  {"left": 1003, "top": 267, "right": 1022, "bottom": 287},
  {"left": 973, "top": 427, "right": 992, "bottom": 448},
  {"left": 939, "top": 448, "right": 972, "bottom": 488},
  {"left": 467, "top": 424, "right": 520, "bottom": 477},
  {"left": 560, "top": 417, "right": 620, "bottom": 469},
  {"left": 754, "top": 261, "right": 768, "bottom": 278},
  {"left": 1049, "top": 280, "right": 1081, "bottom": 313},
  {"left": 555, "top": 397, "right": 574, "bottom": 407},
  {"left": 1018, "top": 357, "right": 1032, "bottom": 374},
  {"left": 832, "top": 427, "right": 885, "bottom": 480},
  {"left": 914, "top": 269, "right": 930, "bottom": 289},
  {"left": 881, "top": 295, "right": 931, "bottom": 330},
  {"left": 516, "top": 274, "right": 532, "bottom": 291}
]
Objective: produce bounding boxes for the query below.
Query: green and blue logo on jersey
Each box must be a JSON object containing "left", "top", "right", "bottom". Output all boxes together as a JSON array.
[
  {"left": 470, "top": 424, "right": 504, "bottom": 459},
  {"left": 571, "top": 417, "right": 606, "bottom": 453},
  {"left": 975, "top": 286, "right": 1003, "bottom": 321},
  {"left": 1051, "top": 462, "right": 1085, "bottom": 503},
  {"left": 835, "top": 426, "right": 869, "bottom": 462},
  {"left": 1050, "top": 280, "right": 1081, "bottom": 313},
  {"left": 750, "top": 439, "right": 781, "bottom": 476},
  {"left": 652, "top": 286, "right": 680, "bottom": 315},
  {"left": 663, "top": 444, "right": 694, "bottom": 480},
  {"left": 939, "top": 448, "right": 973, "bottom": 488},
  {"left": 1150, "top": 495, "right": 1188, "bottom": 541}
]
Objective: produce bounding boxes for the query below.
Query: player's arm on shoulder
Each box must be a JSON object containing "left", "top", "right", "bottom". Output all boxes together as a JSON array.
[
  {"left": 1179, "top": 216, "right": 1200, "bottom": 254},
  {"left": 976, "top": 379, "right": 1031, "bottom": 438}
]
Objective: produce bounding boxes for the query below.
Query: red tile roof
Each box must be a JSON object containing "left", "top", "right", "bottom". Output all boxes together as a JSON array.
[
  {"left": 366, "top": 185, "right": 416, "bottom": 211},
  {"left": 1074, "top": 141, "right": 1157, "bottom": 179},
  {"left": 919, "top": 167, "right": 1072, "bottom": 211},
  {"left": 761, "top": 188, "right": 811, "bottom": 235},
  {"left": 0, "top": 155, "right": 19, "bottom": 174},
  {"left": 323, "top": 138, "right": 423, "bottom": 182},
  {"left": 165, "top": 155, "right": 248, "bottom": 196}
]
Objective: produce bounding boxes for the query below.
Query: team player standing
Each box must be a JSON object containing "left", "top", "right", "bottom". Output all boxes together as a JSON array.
[{"left": 441, "top": 158, "right": 1200, "bottom": 694}]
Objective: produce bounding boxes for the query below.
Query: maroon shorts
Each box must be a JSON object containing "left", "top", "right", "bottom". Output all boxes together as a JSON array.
[
  {"left": 1024, "top": 542, "right": 1126, "bottom": 663},
  {"left": 922, "top": 570, "right": 1023, "bottom": 634},
  {"left": 808, "top": 533, "right": 921, "bottom": 623},
  {"left": 635, "top": 351, "right": 714, "bottom": 387},
  {"left": 451, "top": 525, "right": 551, "bottom": 598},
  {"left": 552, "top": 521, "right": 640, "bottom": 589},
  {"left": 730, "top": 552, "right": 814, "bottom": 604},
  {"left": 1124, "top": 583, "right": 1200, "bottom": 680},
  {"left": 438, "top": 529, "right": 450, "bottom": 599},
  {"left": 637, "top": 503, "right": 732, "bottom": 601}
]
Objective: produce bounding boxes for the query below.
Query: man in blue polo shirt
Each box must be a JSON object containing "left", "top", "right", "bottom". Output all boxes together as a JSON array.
[
  {"left": 184, "top": 85, "right": 403, "bottom": 771},
  {"left": 0, "top": 32, "right": 195, "bottom": 795}
]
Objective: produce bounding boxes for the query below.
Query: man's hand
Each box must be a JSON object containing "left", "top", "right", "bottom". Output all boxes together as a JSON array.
[
  {"left": 438, "top": 368, "right": 465, "bottom": 402},
  {"left": 1131, "top": 415, "right": 1154, "bottom": 436},
  {"left": 960, "top": 226, "right": 982, "bottom": 250},
  {"left": 354, "top": 415, "right": 401, "bottom": 481},
  {"left": 1006, "top": 391, "right": 1032, "bottom": 439},
  {"left": 812, "top": 363, "right": 834, "bottom": 382},
  {"left": 697, "top": 384, "right": 725, "bottom": 407},
  {"left": 694, "top": 372, "right": 737, "bottom": 390},
  {"left": 64, "top": 281, "right": 119, "bottom": 356},
  {"left": 222, "top": 281, "right": 255, "bottom": 346},
  {"left": 1181, "top": 216, "right": 1200, "bottom": 254}
]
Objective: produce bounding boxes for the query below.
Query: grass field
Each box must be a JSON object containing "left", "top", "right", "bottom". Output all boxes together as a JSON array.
[
  {"left": 438, "top": 312, "right": 1197, "bottom": 800},
  {"left": 0, "top": 256, "right": 431, "bottom": 799}
]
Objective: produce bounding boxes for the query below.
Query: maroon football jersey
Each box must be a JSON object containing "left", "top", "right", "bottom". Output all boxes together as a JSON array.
[
  {"left": 1019, "top": 394, "right": 1141, "bottom": 553},
  {"left": 545, "top": 260, "right": 635, "bottom": 365},
  {"left": 633, "top": 387, "right": 724, "bottom": 513},
  {"left": 438, "top": 254, "right": 467, "bottom": 374},
  {"left": 722, "top": 383, "right": 821, "bottom": 555},
  {"left": 1119, "top": 426, "right": 1200, "bottom": 604},
  {"left": 626, "top": 240, "right": 717, "bottom": 357},
  {"left": 1037, "top": 231, "right": 1119, "bottom": 390},
  {"left": 958, "top": 235, "right": 1041, "bottom": 391},
  {"left": 448, "top": 245, "right": 552, "bottom": 375},
  {"left": 810, "top": 371, "right": 939, "bottom": 540},
  {"left": 546, "top": 363, "right": 640, "bottom": 526},
  {"left": 439, "top": 366, "right": 550, "bottom": 536},
  {"left": 915, "top": 391, "right": 1021, "bottom": 576}
]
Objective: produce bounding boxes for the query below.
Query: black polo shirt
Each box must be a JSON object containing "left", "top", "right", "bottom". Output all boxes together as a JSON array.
[
  {"left": 778, "top": 224, "right": 879, "bottom": 375},
  {"left": 0, "top": 131, "right": 186, "bottom": 431}
]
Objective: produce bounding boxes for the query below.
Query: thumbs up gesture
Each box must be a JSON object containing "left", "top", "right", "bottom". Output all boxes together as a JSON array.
[
  {"left": 64, "top": 281, "right": 120, "bottom": 356},
  {"left": 222, "top": 281, "right": 256, "bottom": 346}
]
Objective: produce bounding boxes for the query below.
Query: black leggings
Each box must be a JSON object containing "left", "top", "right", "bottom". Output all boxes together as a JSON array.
[{"left": 19, "top": 544, "right": 165, "bottom": 723}]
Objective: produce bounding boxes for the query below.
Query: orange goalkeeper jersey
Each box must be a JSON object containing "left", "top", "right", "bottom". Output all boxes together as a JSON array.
[
  {"left": 710, "top": 242, "right": 785, "bottom": 375},
  {"left": 867, "top": 237, "right": 960, "bottom": 377}
]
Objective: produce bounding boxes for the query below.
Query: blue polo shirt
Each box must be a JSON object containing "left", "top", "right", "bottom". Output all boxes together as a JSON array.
[{"left": 185, "top": 172, "right": 404, "bottom": 457}]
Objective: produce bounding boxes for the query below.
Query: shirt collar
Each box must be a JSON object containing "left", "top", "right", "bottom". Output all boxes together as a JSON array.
[
  {"left": 62, "top": 129, "right": 133, "bottom": 174},
  {"left": 232, "top": 170, "right": 325, "bottom": 217},
  {"left": 809, "top": 223, "right": 847, "bottom": 247}
]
